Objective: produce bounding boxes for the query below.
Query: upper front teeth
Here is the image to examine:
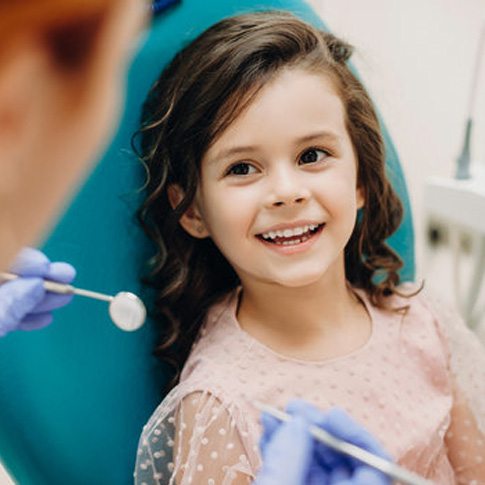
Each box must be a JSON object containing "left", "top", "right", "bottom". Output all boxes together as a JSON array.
[{"left": 261, "top": 224, "right": 319, "bottom": 240}]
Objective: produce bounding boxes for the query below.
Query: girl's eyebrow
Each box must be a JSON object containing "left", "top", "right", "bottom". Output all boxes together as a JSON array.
[
  {"left": 210, "top": 131, "right": 341, "bottom": 164},
  {"left": 211, "top": 145, "right": 259, "bottom": 163},
  {"left": 296, "top": 131, "right": 341, "bottom": 144}
]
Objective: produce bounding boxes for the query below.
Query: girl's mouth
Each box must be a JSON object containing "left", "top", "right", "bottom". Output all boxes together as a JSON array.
[{"left": 256, "top": 223, "right": 325, "bottom": 246}]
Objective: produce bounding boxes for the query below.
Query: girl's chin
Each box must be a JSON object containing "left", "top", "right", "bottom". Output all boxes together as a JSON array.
[
  {"left": 277, "top": 277, "right": 325, "bottom": 289},
  {"left": 264, "top": 269, "right": 331, "bottom": 289},
  {"left": 236, "top": 259, "right": 339, "bottom": 289}
]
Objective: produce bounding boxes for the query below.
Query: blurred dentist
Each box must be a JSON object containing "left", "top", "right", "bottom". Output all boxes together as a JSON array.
[{"left": 0, "top": 0, "right": 146, "bottom": 337}]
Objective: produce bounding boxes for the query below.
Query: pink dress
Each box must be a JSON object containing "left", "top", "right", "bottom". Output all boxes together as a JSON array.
[{"left": 135, "top": 286, "right": 485, "bottom": 484}]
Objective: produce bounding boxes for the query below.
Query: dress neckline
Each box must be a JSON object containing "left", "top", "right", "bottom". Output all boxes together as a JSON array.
[{"left": 223, "top": 286, "right": 385, "bottom": 366}]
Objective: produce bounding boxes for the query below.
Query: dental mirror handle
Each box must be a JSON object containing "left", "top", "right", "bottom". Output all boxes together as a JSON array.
[{"left": 0, "top": 272, "right": 113, "bottom": 303}]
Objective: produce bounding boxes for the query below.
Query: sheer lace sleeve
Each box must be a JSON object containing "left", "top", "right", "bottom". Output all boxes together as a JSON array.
[
  {"left": 421, "top": 290, "right": 485, "bottom": 483},
  {"left": 445, "top": 385, "right": 485, "bottom": 484},
  {"left": 134, "top": 386, "right": 258, "bottom": 485}
]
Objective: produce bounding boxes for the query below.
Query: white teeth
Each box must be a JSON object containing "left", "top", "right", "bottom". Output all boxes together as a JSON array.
[{"left": 260, "top": 224, "right": 320, "bottom": 240}]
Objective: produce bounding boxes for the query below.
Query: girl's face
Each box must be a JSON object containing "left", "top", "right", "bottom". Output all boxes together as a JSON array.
[{"left": 187, "top": 68, "right": 364, "bottom": 289}]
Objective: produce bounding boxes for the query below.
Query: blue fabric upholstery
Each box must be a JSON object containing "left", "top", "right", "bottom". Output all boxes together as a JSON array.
[{"left": 0, "top": 1, "right": 414, "bottom": 483}]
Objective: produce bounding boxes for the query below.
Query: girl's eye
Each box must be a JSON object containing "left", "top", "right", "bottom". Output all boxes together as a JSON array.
[
  {"left": 225, "top": 163, "right": 257, "bottom": 176},
  {"left": 299, "top": 148, "right": 329, "bottom": 165}
]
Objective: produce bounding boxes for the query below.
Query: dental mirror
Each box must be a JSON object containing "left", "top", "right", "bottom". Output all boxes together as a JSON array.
[
  {"left": 108, "top": 291, "right": 146, "bottom": 331},
  {"left": 0, "top": 272, "right": 146, "bottom": 331}
]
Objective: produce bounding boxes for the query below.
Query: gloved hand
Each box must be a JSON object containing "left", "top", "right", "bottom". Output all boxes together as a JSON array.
[
  {"left": 254, "top": 400, "right": 392, "bottom": 485},
  {"left": 0, "top": 247, "right": 75, "bottom": 337}
]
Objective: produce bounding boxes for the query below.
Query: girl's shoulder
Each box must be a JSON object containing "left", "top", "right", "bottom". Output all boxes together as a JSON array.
[
  {"left": 388, "top": 281, "right": 464, "bottom": 333},
  {"left": 136, "top": 311, "right": 263, "bottom": 483},
  {"left": 366, "top": 281, "right": 453, "bottom": 324},
  {"left": 137, "top": 289, "right": 263, "bottom": 479},
  {"left": 402, "top": 285, "right": 485, "bottom": 439},
  {"left": 355, "top": 282, "right": 456, "bottom": 368},
  {"left": 353, "top": 282, "right": 439, "bottom": 332},
  {"left": 174, "top": 288, "right": 267, "bottom": 416},
  {"left": 376, "top": 282, "right": 485, "bottom": 370},
  {"left": 135, "top": 379, "right": 260, "bottom": 484},
  {"left": 180, "top": 289, "right": 248, "bottom": 380}
]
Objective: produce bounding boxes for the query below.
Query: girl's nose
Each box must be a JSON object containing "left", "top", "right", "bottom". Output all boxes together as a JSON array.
[{"left": 264, "top": 170, "right": 311, "bottom": 208}]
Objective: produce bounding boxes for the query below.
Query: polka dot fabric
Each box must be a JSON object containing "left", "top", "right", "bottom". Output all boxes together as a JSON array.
[
  {"left": 135, "top": 388, "right": 255, "bottom": 484},
  {"left": 421, "top": 288, "right": 485, "bottom": 483},
  {"left": 135, "top": 286, "right": 485, "bottom": 484}
]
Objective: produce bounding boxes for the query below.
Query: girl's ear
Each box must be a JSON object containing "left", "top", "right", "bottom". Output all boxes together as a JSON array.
[
  {"left": 167, "top": 185, "right": 210, "bottom": 239},
  {"left": 356, "top": 186, "right": 365, "bottom": 209}
]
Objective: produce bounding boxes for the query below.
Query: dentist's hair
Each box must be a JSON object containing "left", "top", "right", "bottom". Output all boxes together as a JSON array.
[
  {"left": 0, "top": 0, "right": 116, "bottom": 70},
  {"left": 134, "top": 10, "right": 405, "bottom": 382}
]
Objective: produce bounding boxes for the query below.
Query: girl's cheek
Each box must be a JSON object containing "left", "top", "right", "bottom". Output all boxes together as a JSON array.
[{"left": 217, "top": 185, "right": 261, "bottom": 206}]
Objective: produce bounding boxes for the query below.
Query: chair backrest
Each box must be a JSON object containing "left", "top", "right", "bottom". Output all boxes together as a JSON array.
[{"left": 0, "top": 1, "right": 414, "bottom": 483}]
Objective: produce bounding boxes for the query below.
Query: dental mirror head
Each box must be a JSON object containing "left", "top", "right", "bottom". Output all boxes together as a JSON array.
[{"left": 108, "top": 292, "right": 146, "bottom": 331}]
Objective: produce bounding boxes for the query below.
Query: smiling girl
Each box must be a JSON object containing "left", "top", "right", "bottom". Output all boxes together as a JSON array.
[{"left": 134, "top": 11, "right": 485, "bottom": 484}]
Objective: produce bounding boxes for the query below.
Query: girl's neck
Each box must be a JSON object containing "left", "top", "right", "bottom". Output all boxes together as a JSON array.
[
  {"left": 237, "top": 273, "right": 363, "bottom": 341},
  {"left": 236, "top": 273, "right": 371, "bottom": 361}
]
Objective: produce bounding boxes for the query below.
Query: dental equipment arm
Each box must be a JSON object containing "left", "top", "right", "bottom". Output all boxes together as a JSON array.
[
  {"left": 0, "top": 247, "right": 75, "bottom": 337},
  {"left": 455, "top": 22, "right": 485, "bottom": 180}
]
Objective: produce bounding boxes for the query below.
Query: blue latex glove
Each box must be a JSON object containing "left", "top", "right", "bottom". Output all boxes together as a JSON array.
[
  {"left": 0, "top": 247, "right": 76, "bottom": 337},
  {"left": 254, "top": 400, "right": 392, "bottom": 485}
]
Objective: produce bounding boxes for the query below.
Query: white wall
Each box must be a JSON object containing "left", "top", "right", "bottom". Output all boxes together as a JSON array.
[{"left": 308, "top": 0, "right": 485, "bottom": 334}]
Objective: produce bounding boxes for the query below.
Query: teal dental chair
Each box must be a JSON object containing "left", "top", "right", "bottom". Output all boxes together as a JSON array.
[{"left": 0, "top": 1, "right": 415, "bottom": 484}]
